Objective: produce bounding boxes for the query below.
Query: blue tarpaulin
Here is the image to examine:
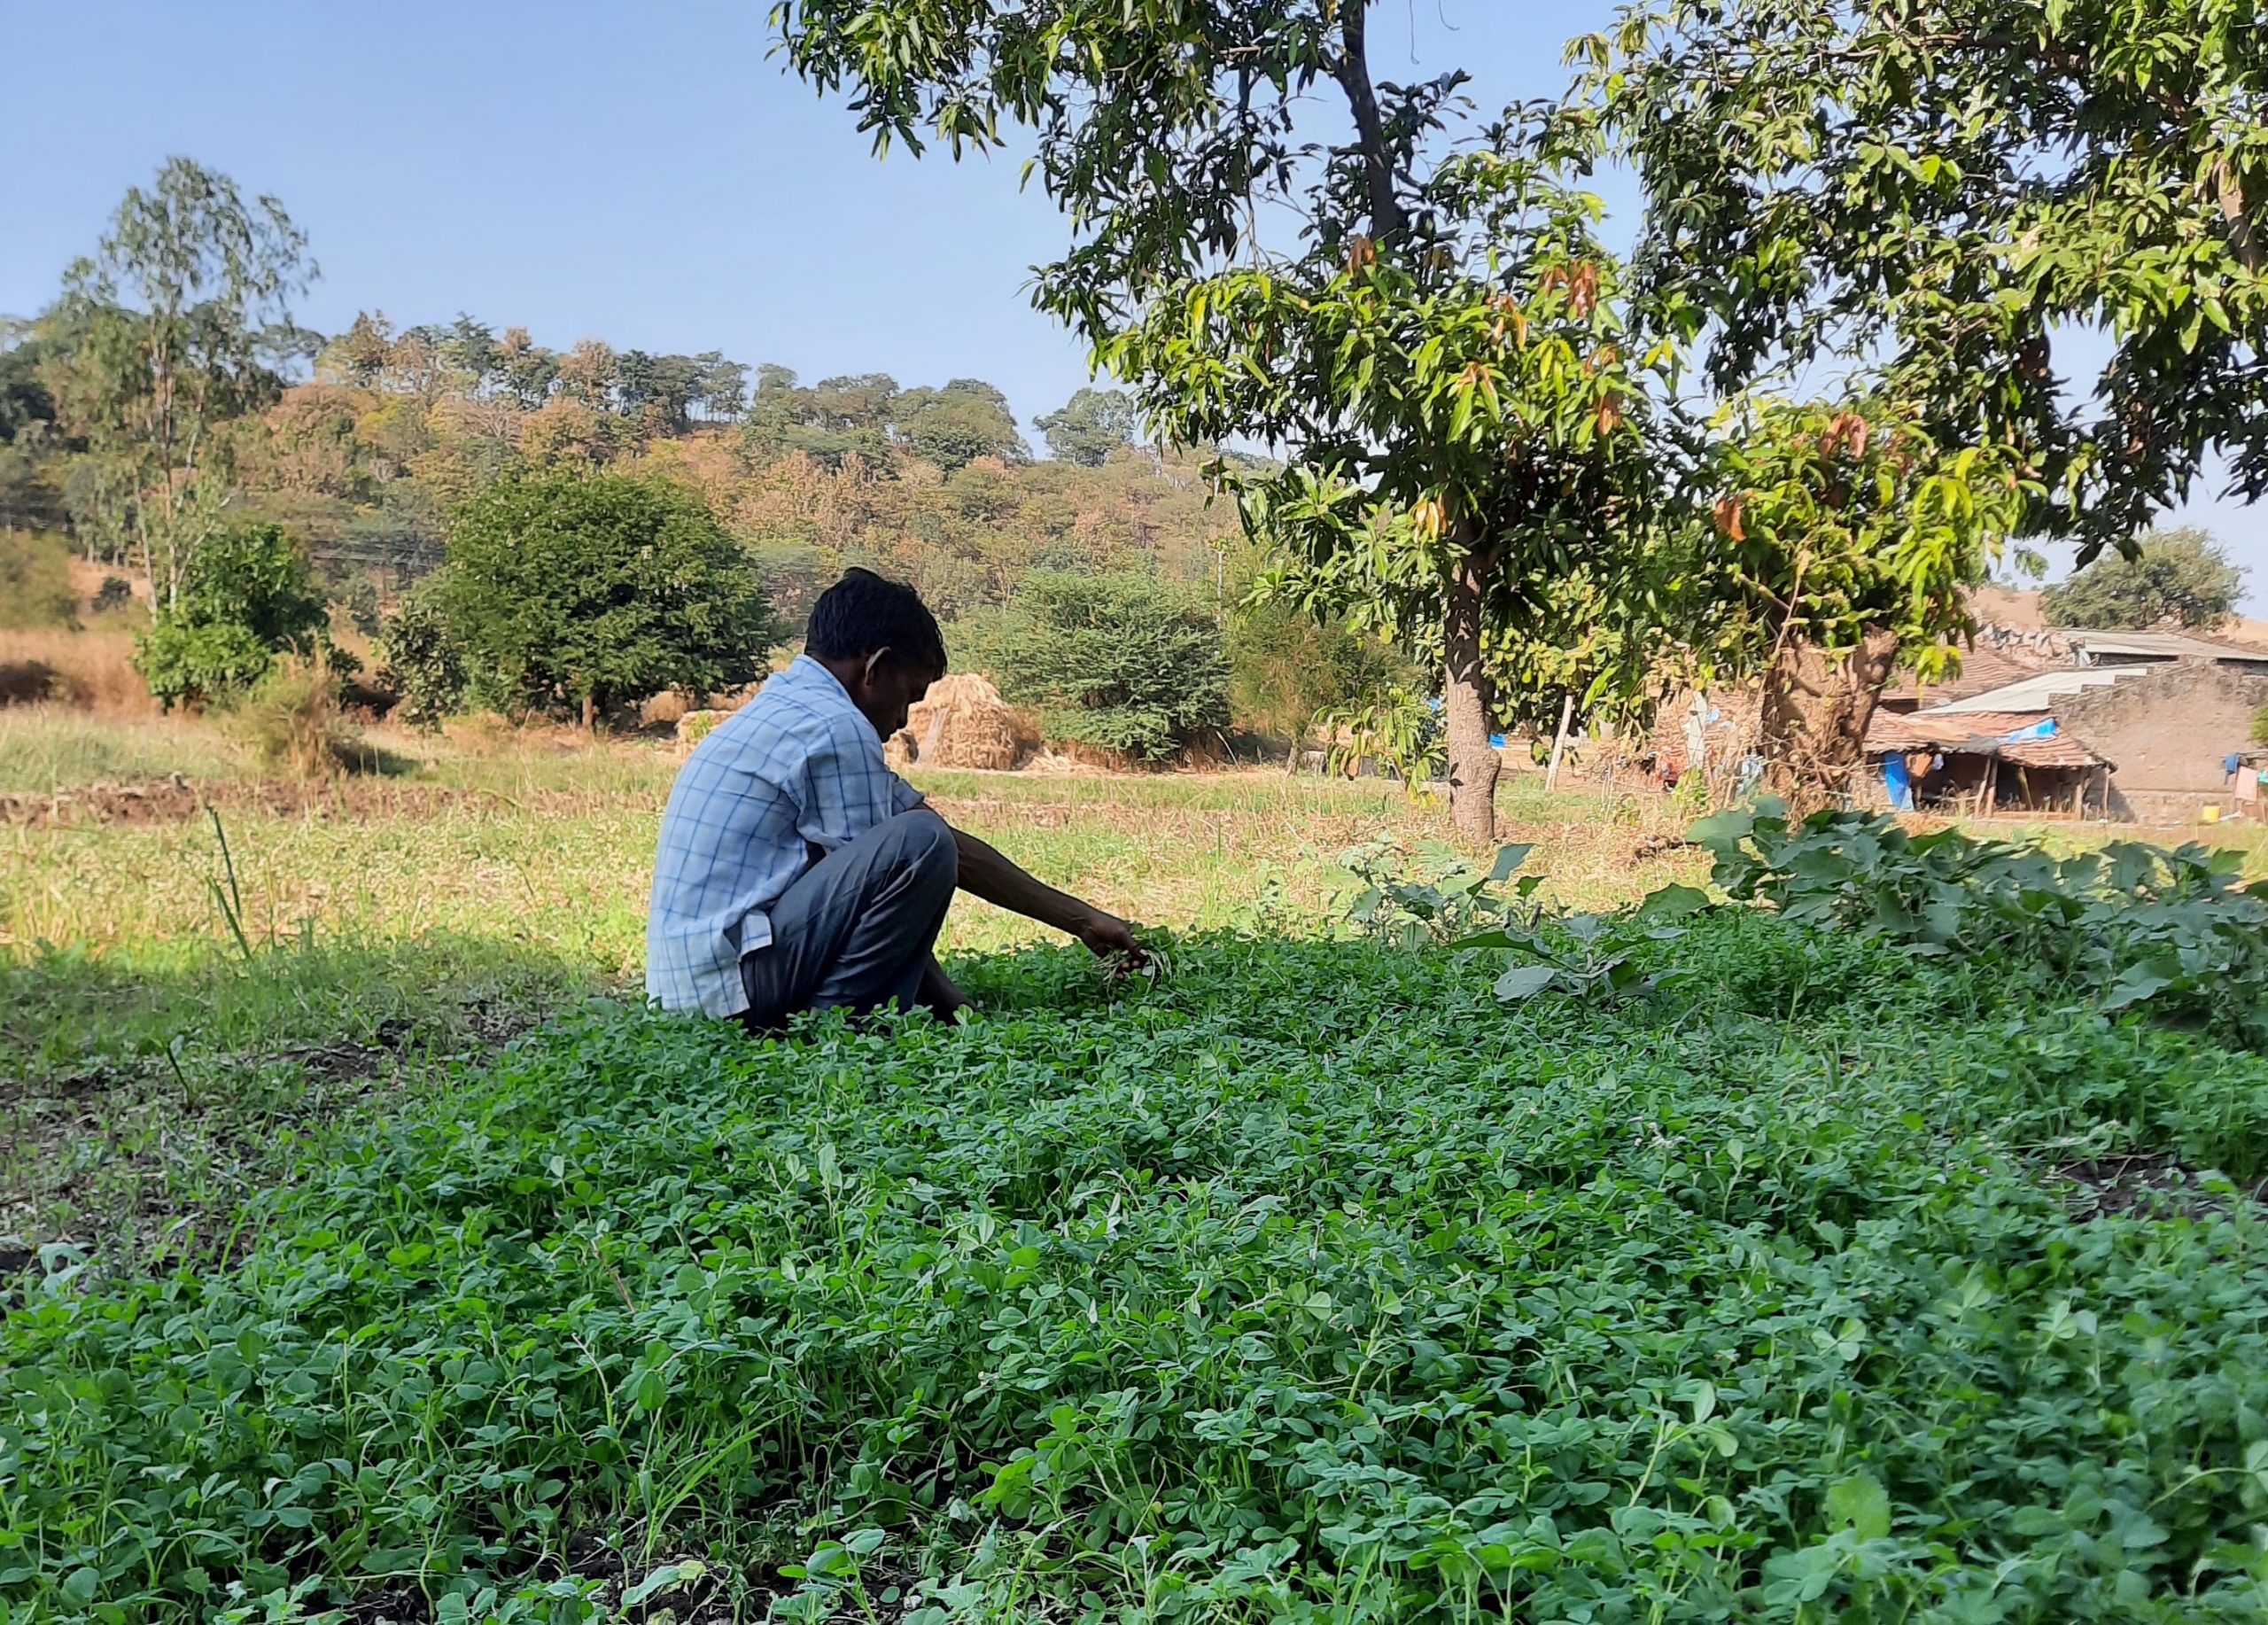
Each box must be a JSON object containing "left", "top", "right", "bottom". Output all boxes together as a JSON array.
[{"left": 1883, "top": 754, "right": 1914, "bottom": 811}]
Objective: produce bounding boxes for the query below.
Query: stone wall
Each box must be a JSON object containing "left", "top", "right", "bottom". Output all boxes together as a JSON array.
[{"left": 2052, "top": 660, "right": 2268, "bottom": 818}]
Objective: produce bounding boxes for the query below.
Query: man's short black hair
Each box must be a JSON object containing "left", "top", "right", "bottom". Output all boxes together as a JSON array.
[{"left": 805, "top": 568, "right": 947, "bottom": 672}]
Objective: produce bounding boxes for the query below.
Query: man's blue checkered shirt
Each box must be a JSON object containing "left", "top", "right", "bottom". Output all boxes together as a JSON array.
[{"left": 646, "top": 656, "right": 924, "bottom": 1018}]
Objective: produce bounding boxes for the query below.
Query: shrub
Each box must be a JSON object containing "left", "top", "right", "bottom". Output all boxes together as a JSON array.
[
  {"left": 958, "top": 570, "right": 1229, "bottom": 762},
  {"left": 438, "top": 474, "right": 778, "bottom": 725},
  {"left": 376, "top": 576, "right": 469, "bottom": 727},
  {"left": 0, "top": 659, "right": 61, "bottom": 706},
  {"left": 164, "top": 521, "right": 330, "bottom": 649},
  {"left": 131, "top": 521, "right": 330, "bottom": 710},
  {"left": 90, "top": 575, "right": 133, "bottom": 614},
  {"left": 221, "top": 655, "right": 402, "bottom": 779},
  {"left": 134, "top": 618, "right": 276, "bottom": 711},
  {"left": 1224, "top": 598, "right": 1415, "bottom": 742}
]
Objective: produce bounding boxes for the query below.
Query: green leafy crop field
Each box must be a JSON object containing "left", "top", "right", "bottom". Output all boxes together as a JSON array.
[{"left": 7, "top": 901, "right": 2268, "bottom": 1622}]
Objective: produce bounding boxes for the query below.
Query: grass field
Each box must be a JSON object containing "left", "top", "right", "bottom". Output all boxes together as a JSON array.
[
  {"left": 4, "top": 710, "right": 2268, "bottom": 1621},
  {"left": 3, "top": 712, "right": 1710, "bottom": 1267}
]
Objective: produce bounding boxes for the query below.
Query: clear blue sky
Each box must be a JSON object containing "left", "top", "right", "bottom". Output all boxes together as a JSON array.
[{"left": 4, "top": 0, "right": 2261, "bottom": 610}]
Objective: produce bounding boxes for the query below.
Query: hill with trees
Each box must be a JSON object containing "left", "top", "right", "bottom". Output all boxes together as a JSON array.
[{"left": 2, "top": 159, "right": 1333, "bottom": 749}]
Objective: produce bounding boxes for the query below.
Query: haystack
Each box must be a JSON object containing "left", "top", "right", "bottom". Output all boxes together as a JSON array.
[{"left": 888, "top": 674, "right": 1036, "bottom": 770}]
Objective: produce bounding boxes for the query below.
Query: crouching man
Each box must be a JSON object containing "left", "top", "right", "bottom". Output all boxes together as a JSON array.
[{"left": 646, "top": 568, "right": 1143, "bottom": 1030}]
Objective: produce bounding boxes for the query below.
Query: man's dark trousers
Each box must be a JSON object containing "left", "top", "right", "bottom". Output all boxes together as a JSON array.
[{"left": 738, "top": 808, "right": 957, "bottom": 1030}]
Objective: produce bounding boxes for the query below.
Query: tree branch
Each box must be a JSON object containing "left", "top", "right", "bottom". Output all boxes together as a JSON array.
[
  {"left": 1330, "top": 2, "right": 1404, "bottom": 242},
  {"left": 2213, "top": 157, "right": 2264, "bottom": 276}
]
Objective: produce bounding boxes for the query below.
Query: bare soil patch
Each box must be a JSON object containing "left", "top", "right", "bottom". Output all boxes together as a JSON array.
[
  {"left": 0, "top": 997, "right": 554, "bottom": 1293},
  {"left": 2051, "top": 1151, "right": 2267, "bottom": 1219}
]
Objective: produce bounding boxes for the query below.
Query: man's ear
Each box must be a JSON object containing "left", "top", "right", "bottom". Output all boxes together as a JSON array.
[{"left": 860, "top": 648, "right": 894, "bottom": 690}]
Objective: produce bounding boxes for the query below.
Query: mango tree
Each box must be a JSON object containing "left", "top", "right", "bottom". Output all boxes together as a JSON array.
[
  {"left": 1586, "top": 0, "right": 2268, "bottom": 556},
  {"left": 773, "top": 3, "right": 1686, "bottom": 841},
  {"left": 1127, "top": 130, "right": 1679, "bottom": 839},
  {"left": 1698, "top": 400, "right": 2032, "bottom": 797}
]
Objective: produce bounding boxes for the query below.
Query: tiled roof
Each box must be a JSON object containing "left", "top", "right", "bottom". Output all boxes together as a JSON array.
[
  {"left": 1872, "top": 711, "right": 2042, "bottom": 748},
  {"left": 1867, "top": 709, "right": 2107, "bottom": 769},
  {"left": 1996, "top": 735, "right": 2106, "bottom": 769},
  {"left": 1881, "top": 646, "right": 2042, "bottom": 706}
]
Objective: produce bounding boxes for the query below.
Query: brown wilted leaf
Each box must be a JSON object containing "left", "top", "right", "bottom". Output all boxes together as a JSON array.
[
  {"left": 1348, "top": 236, "right": 1377, "bottom": 277},
  {"left": 1569, "top": 262, "right": 1601, "bottom": 317},
  {"left": 1595, "top": 394, "right": 1624, "bottom": 434},
  {"left": 1489, "top": 293, "right": 1529, "bottom": 347},
  {"left": 1713, "top": 495, "right": 1746, "bottom": 540},
  {"left": 1821, "top": 411, "right": 1871, "bottom": 460}
]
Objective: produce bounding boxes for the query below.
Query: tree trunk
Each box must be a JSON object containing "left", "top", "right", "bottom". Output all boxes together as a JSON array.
[
  {"left": 582, "top": 692, "right": 596, "bottom": 732},
  {"left": 1544, "top": 690, "right": 1575, "bottom": 793},
  {"left": 1442, "top": 556, "right": 1500, "bottom": 844},
  {"left": 1758, "top": 628, "right": 1900, "bottom": 812}
]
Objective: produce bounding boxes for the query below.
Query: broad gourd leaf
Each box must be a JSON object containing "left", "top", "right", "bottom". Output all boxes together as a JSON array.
[
  {"left": 2103, "top": 960, "right": 2176, "bottom": 1010},
  {"left": 1635, "top": 882, "right": 1709, "bottom": 921},
  {"left": 1490, "top": 843, "right": 1535, "bottom": 882},
  {"left": 1495, "top": 964, "right": 1561, "bottom": 1002},
  {"left": 1687, "top": 808, "right": 1754, "bottom": 847}
]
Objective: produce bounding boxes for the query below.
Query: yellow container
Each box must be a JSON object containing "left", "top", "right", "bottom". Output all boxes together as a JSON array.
[{"left": 2201, "top": 805, "right": 2223, "bottom": 824}]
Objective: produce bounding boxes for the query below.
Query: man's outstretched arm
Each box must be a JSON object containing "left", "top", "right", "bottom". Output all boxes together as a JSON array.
[{"left": 950, "top": 827, "right": 1144, "bottom": 959}]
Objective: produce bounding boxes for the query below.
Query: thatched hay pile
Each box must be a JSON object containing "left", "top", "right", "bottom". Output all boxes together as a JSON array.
[{"left": 887, "top": 674, "right": 1037, "bottom": 771}]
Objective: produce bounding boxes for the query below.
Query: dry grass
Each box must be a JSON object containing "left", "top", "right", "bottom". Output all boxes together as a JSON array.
[
  {"left": 0, "top": 625, "right": 154, "bottom": 716},
  {"left": 6, "top": 702, "right": 2265, "bottom": 983},
  {"left": 0, "top": 706, "right": 245, "bottom": 791},
  {"left": 0, "top": 760, "right": 1708, "bottom": 976}
]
